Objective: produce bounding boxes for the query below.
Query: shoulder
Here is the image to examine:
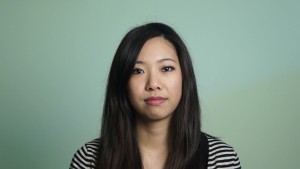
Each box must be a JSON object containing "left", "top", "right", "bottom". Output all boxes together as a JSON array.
[
  {"left": 69, "top": 138, "right": 100, "bottom": 169},
  {"left": 205, "top": 133, "right": 241, "bottom": 169}
]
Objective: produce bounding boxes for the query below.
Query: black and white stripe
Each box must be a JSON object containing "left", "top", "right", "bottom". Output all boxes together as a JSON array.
[
  {"left": 207, "top": 135, "right": 241, "bottom": 169},
  {"left": 70, "top": 134, "right": 241, "bottom": 169},
  {"left": 70, "top": 139, "right": 99, "bottom": 169}
]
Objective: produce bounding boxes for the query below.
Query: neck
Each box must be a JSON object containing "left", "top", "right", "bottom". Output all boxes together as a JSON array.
[
  {"left": 136, "top": 118, "right": 171, "bottom": 169},
  {"left": 136, "top": 118, "right": 169, "bottom": 153}
]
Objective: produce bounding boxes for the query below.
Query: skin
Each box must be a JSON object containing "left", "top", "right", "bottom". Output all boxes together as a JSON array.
[{"left": 127, "top": 37, "right": 183, "bottom": 169}]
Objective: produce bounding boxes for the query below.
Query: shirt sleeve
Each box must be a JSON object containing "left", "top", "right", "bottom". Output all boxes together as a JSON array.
[
  {"left": 69, "top": 139, "right": 99, "bottom": 169},
  {"left": 207, "top": 134, "right": 241, "bottom": 169}
]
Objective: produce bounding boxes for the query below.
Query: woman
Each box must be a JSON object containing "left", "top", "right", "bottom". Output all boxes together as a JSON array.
[{"left": 70, "top": 23, "right": 241, "bottom": 169}]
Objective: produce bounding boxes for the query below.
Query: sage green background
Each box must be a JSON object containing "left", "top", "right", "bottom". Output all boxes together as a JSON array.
[{"left": 1, "top": 0, "right": 299, "bottom": 169}]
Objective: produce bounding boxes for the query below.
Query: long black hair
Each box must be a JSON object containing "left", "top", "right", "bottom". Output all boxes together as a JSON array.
[{"left": 96, "top": 22, "right": 201, "bottom": 169}]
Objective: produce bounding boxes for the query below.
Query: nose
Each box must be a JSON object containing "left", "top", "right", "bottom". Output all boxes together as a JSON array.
[{"left": 145, "top": 72, "right": 161, "bottom": 91}]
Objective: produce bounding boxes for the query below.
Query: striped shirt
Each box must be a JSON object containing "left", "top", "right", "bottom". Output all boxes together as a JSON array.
[{"left": 70, "top": 134, "right": 241, "bottom": 169}]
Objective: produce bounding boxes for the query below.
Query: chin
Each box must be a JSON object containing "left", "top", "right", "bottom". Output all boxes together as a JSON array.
[{"left": 141, "top": 113, "right": 173, "bottom": 122}]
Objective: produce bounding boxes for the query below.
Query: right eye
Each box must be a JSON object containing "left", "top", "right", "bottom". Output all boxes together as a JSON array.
[{"left": 132, "top": 68, "right": 144, "bottom": 74}]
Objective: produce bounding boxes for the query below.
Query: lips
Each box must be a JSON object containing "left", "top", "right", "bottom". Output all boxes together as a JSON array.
[{"left": 144, "top": 96, "right": 167, "bottom": 106}]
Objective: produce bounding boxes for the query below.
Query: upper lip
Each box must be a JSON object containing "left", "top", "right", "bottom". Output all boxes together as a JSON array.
[{"left": 144, "top": 96, "right": 167, "bottom": 101}]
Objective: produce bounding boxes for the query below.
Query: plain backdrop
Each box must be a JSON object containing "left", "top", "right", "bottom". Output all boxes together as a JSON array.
[{"left": 1, "top": 1, "right": 299, "bottom": 168}]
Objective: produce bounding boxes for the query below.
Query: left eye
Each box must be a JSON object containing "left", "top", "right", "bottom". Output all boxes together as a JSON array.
[{"left": 162, "top": 66, "right": 175, "bottom": 72}]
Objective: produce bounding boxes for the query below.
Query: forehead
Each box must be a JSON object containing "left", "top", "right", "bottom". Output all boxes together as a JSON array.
[{"left": 137, "top": 37, "right": 178, "bottom": 62}]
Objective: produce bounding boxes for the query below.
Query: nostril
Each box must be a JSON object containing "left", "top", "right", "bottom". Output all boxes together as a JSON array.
[{"left": 146, "top": 85, "right": 161, "bottom": 91}]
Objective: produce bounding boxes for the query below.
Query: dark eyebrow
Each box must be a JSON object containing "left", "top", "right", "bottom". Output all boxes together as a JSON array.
[
  {"left": 135, "top": 58, "right": 177, "bottom": 64},
  {"left": 135, "top": 60, "right": 144, "bottom": 64},
  {"left": 158, "top": 58, "right": 177, "bottom": 63}
]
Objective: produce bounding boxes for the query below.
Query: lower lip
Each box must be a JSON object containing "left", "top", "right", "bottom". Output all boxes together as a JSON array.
[{"left": 145, "top": 99, "right": 166, "bottom": 106}]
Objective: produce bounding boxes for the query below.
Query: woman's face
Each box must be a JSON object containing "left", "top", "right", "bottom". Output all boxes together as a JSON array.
[{"left": 128, "top": 37, "right": 182, "bottom": 123}]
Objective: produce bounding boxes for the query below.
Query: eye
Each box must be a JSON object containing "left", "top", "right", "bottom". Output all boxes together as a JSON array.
[
  {"left": 132, "top": 68, "right": 144, "bottom": 74},
  {"left": 162, "top": 66, "right": 175, "bottom": 72}
]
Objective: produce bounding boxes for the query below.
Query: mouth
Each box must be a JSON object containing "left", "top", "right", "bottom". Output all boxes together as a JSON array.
[{"left": 144, "top": 96, "right": 167, "bottom": 106}]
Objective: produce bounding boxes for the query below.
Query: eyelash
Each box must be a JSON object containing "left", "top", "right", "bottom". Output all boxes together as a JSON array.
[
  {"left": 162, "top": 66, "right": 175, "bottom": 72},
  {"left": 132, "top": 68, "right": 144, "bottom": 74},
  {"left": 132, "top": 66, "right": 175, "bottom": 74}
]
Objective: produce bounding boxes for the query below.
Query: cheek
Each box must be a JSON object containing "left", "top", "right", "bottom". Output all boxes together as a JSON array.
[
  {"left": 127, "top": 81, "right": 135, "bottom": 100},
  {"left": 128, "top": 80, "right": 142, "bottom": 100},
  {"left": 173, "top": 73, "right": 182, "bottom": 89},
  {"left": 175, "top": 77, "right": 182, "bottom": 89},
  {"left": 169, "top": 75, "right": 183, "bottom": 98}
]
